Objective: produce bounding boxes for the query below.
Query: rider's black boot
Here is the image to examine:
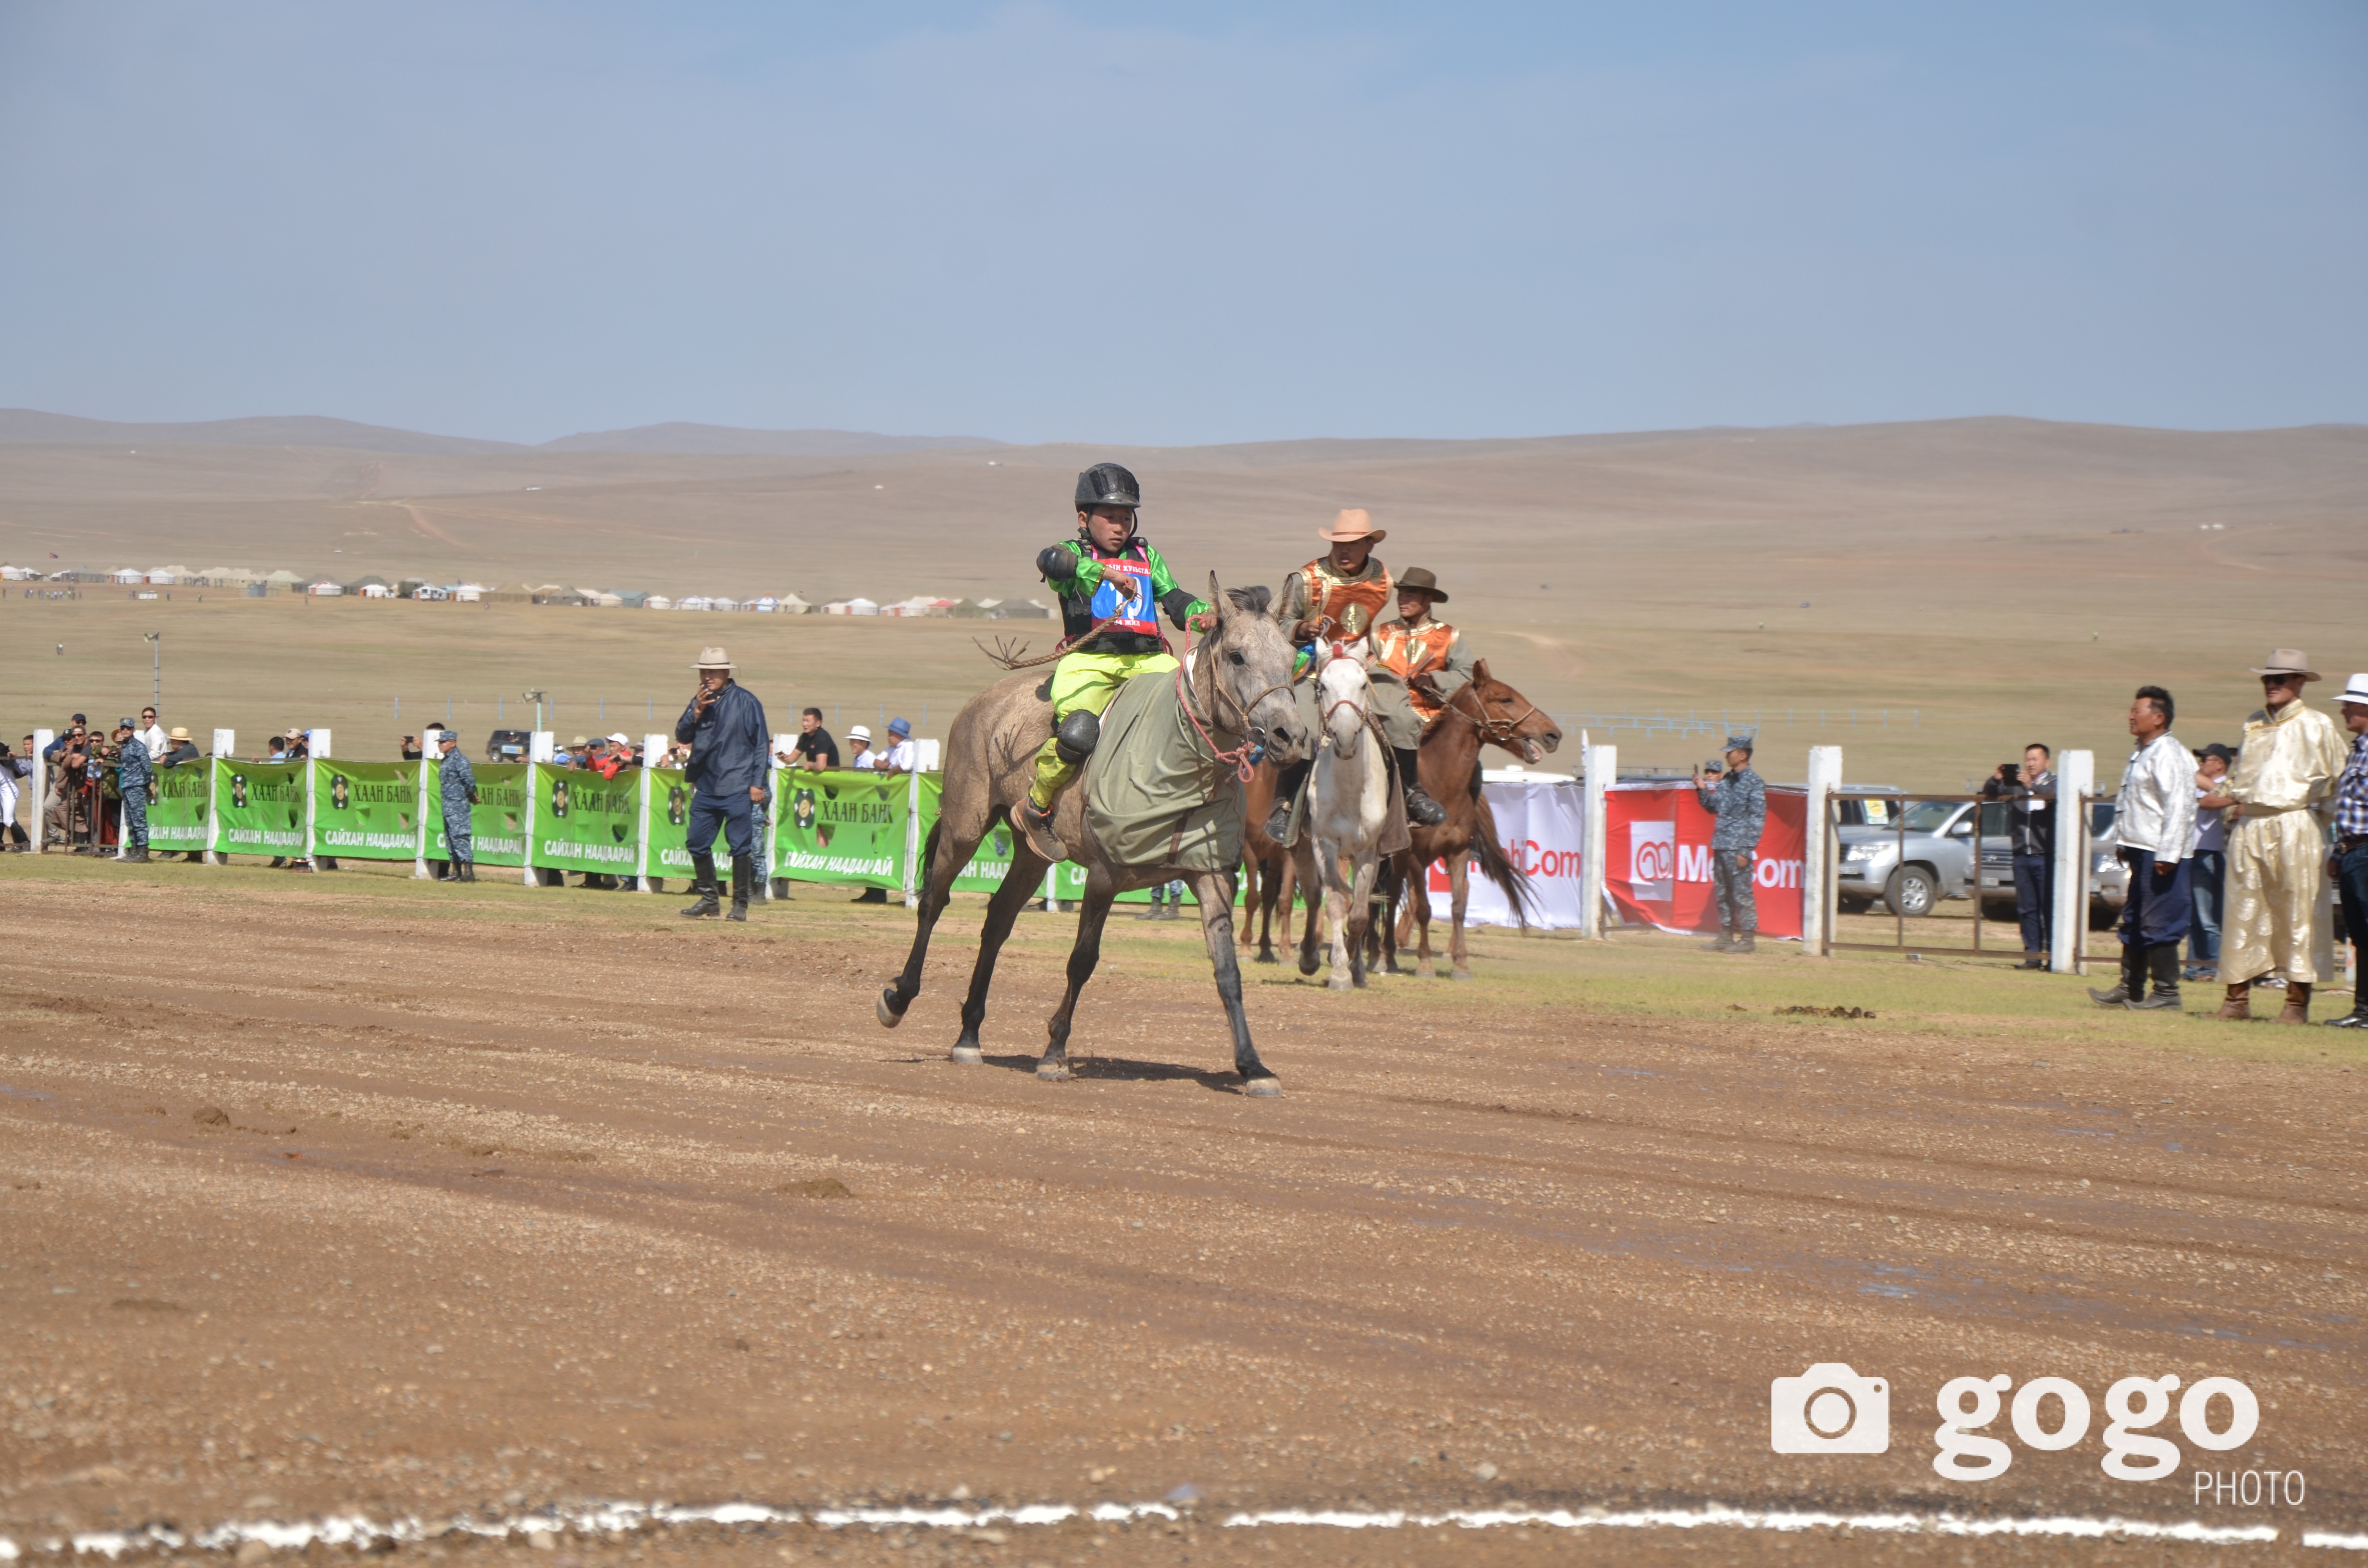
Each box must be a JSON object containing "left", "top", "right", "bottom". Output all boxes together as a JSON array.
[
  {"left": 1265, "top": 759, "right": 1311, "bottom": 843},
  {"left": 727, "top": 855, "right": 753, "bottom": 921},
  {"left": 1395, "top": 747, "right": 1447, "bottom": 827}
]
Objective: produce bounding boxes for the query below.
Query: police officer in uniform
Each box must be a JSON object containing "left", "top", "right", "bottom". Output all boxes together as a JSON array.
[
  {"left": 436, "top": 728, "right": 478, "bottom": 881},
  {"left": 112, "top": 718, "right": 153, "bottom": 863},
  {"left": 675, "top": 646, "right": 771, "bottom": 921}
]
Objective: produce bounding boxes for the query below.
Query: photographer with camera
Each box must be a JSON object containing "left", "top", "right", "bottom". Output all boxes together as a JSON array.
[
  {"left": 673, "top": 646, "right": 771, "bottom": 922},
  {"left": 1693, "top": 734, "right": 1767, "bottom": 954},
  {"left": 1983, "top": 743, "right": 2057, "bottom": 968}
]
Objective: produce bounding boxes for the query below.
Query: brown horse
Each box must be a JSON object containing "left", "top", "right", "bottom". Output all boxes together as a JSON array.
[
  {"left": 1238, "top": 759, "right": 1299, "bottom": 963},
  {"left": 1384, "top": 661, "right": 1565, "bottom": 979}
]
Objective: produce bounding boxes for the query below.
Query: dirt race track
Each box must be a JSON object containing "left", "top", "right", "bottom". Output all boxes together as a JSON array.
[{"left": 3, "top": 859, "right": 2364, "bottom": 1566}]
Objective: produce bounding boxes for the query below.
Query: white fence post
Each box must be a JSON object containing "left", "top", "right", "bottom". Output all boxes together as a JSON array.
[
  {"left": 903, "top": 767, "right": 923, "bottom": 909},
  {"left": 638, "top": 732, "right": 666, "bottom": 891},
  {"left": 30, "top": 729, "right": 51, "bottom": 854},
  {"left": 1802, "top": 746, "right": 1843, "bottom": 956},
  {"left": 205, "top": 730, "right": 233, "bottom": 863},
  {"left": 413, "top": 749, "right": 433, "bottom": 878},
  {"left": 305, "top": 729, "right": 330, "bottom": 870},
  {"left": 2051, "top": 750, "right": 2094, "bottom": 975},
  {"left": 521, "top": 759, "right": 543, "bottom": 887},
  {"left": 1580, "top": 736, "right": 1611, "bottom": 939}
]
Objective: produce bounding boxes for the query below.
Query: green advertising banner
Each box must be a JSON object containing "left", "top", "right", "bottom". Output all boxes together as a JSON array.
[
  {"left": 424, "top": 760, "right": 529, "bottom": 867},
  {"left": 212, "top": 759, "right": 307, "bottom": 856},
  {"left": 145, "top": 762, "right": 210, "bottom": 849},
  {"left": 529, "top": 763, "right": 641, "bottom": 874},
  {"left": 773, "top": 769, "right": 908, "bottom": 889},
  {"left": 312, "top": 761, "right": 422, "bottom": 861}
]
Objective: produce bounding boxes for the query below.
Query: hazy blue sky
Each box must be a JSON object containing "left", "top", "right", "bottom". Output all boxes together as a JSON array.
[{"left": 3, "top": 2, "right": 2362, "bottom": 445}]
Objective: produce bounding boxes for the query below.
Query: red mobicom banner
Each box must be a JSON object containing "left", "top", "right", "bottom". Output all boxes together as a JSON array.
[{"left": 1604, "top": 783, "right": 1807, "bottom": 939}]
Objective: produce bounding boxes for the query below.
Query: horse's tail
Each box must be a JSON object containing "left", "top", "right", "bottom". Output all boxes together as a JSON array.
[
  {"left": 920, "top": 818, "right": 944, "bottom": 887},
  {"left": 1470, "top": 792, "right": 1536, "bottom": 930}
]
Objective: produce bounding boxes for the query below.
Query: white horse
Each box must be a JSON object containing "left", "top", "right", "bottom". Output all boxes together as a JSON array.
[{"left": 1293, "top": 643, "right": 1393, "bottom": 991}]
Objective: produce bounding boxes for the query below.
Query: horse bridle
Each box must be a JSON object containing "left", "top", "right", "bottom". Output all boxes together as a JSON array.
[
  {"left": 1177, "top": 620, "right": 1295, "bottom": 779},
  {"left": 1436, "top": 679, "right": 1546, "bottom": 749}
]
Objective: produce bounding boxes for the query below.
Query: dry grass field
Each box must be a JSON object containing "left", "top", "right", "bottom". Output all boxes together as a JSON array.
[{"left": 5, "top": 417, "right": 2365, "bottom": 785}]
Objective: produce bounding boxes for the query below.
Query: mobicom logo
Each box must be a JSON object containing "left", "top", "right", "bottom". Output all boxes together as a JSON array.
[{"left": 1628, "top": 820, "right": 1675, "bottom": 900}]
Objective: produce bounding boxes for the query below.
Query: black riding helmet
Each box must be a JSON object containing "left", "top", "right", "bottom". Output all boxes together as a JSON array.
[{"left": 1075, "top": 462, "right": 1142, "bottom": 513}]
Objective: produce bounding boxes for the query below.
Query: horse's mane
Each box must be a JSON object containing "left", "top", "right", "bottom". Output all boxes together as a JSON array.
[{"left": 1225, "top": 585, "right": 1272, "bottom": 616}]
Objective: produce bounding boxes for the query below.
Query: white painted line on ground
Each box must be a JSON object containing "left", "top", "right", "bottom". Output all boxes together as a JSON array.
[{"left": 1, "top": 1498, "right": 2324, "bottom": 1557}]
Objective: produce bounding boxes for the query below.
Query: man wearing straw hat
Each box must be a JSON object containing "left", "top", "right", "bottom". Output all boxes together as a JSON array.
[
  {"left": 674, "top": 646, "right": 772, "bottom": 921},
  {"left": 1265, "top": 509, "right": 1448, "bottom": 842},
  {"left": 2196, "top": 649, "right": 2349, "bottom": 1023},
  {"left": 2317, "top": 673, "right": 2368, "bottom": 1029}
]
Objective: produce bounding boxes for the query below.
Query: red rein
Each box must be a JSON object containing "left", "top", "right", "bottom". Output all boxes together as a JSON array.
[{"left": 1176, "top": 626, "right": 1259, "bottom": 783}]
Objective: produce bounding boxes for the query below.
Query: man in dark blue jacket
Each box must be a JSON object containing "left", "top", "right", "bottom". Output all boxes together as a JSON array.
[{"left": 675, "top": 646, "right": 771, "bottom": 920}]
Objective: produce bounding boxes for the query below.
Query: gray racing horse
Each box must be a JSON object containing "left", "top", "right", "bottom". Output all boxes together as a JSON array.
[{"left": 877, "top": 576, "right": 1300, "bottom": 1092}]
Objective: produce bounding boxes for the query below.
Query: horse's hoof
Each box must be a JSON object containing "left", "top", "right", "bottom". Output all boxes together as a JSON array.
[
  {"left": 1450, "top": 968, "right": 1472, "bottom": 982},
  {"left": 1241, "top": 1075, "right": 1283, "bottom": 1098},
  {"left": 1253, "top": 952, "right": 1278, "bottom": 966},
  {"left": 950, "top": 1044, "right": 983, "bottom": 1066},
  {"left": 1328, "top": 976, "right": 1352, "bottom": 993},
  {"left": 876, "top": 988, "right": 906, "bottom": 1029},
  {"left": 1418, "top": 962, "right": 1436, "bottom": 980},
  {"left": 1036, "top": 1061, "right": 1072, "bottom": 1081}
]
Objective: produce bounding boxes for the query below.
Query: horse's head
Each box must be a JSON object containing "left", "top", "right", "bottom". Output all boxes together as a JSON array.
[
  {"left": 1460, "top": 660, "right": 1563, "bottom": 764},
  {"left": 1201, "top": 575, "right": 1299, "bottom": 759},
  {"left": 1315, "top": 639, "right": 1372, "bottom": 760}
]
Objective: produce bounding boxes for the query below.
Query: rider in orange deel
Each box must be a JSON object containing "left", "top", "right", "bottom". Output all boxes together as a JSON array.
[
  {"left": 1372, "top": 566, "right": 1474, "bottom": 727},
  {"left": 1011, "top": 463, "right": 1215, "bottom": 862},
  {"left": 1265, "top": 509, "right": 1450, "bottom": 842}
]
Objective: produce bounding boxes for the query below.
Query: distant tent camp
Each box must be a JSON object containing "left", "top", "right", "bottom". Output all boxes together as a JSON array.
[
  {"left": 305, "top": 579, "right": 345, "bottom": 596},
  {"left": 777, "top": 593, "right": 812, "bottom": 614},
  {"left": 643, "top": 594, "right": 674, "bottom": 611},
  {"left": 111, "top": 567, "right": 148, "bottom": 585},
  {"left": 992, "top": 598, "right": 1053, "bottom": 619}
]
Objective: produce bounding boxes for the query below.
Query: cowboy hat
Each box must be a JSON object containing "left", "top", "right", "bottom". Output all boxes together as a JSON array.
[
  {"left": 1395, "top": 566, "right": 1448, "bottom": 602},
  {"left": 2333, "top": 674, "right": 2368, "bottom": 708},
  {"left": 693, "top": 646, "right": 734, "bottom": 672},
  {"left": 2249, "top": 648, "right": 2319, "bottom": 680},
  {"left": 1318, "top": 508, "right": 1386, "bottom": 545},
  {"left": 168, "top": 727, "right": 190, "bottom": 741},
  {"left": 847, "top": 724, "right": 873, "bottom": 742}
]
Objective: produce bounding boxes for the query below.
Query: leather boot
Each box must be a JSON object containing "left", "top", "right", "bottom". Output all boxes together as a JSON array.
[
  {"left": 1011, "top": 799, "right": 1066, "bottom": 863},
  {"left": 2125, "top": 943, "right": 2183, "bottom": 1010},
  {"left": 680, "top": 852, "right": 721, "bottom": 918},
  {"left": 2088, "top": 943, "right": 2142, "bottom": 1005},
  {"left": 727, "top": 855, "right": 753, "bottom": 921},
  {"left": 459, "top": 860, "right": 475, "bottom": 882},
  {"left": 1265, "top": 760, "right": 1311, "bottom": 844},
  {"left": 2276, "top": 982, "right": 2311, "bottom": 1025},
  {"left": 1395, "top": 747, "right": 1447, "bottom": 827},
  {"left": 1700, "top": 927, "right": 1735, "bottom": 953},
  {"left": 1731, "top": 932, "right": 1756, "bottom": 954},
  {"left": 2213, "top": 981, "right": 2251, "bottom": 1021}
]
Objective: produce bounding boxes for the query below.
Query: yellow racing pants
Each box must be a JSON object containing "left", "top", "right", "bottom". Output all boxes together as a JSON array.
[{"left": 1028, "top": 648, "right": 1179, "bottom": 809}]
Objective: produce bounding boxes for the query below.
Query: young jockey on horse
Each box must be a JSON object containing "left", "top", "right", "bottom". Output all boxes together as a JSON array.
[
  {"left": 1011, "top": 462, "right": 1214, "bottom": 861},
  {"left": 1265, "top": 510, "right": 1449, "bottom": 842},
  {"left": 1372, "top": 567, "right": 1473, "bottom": 727}
]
